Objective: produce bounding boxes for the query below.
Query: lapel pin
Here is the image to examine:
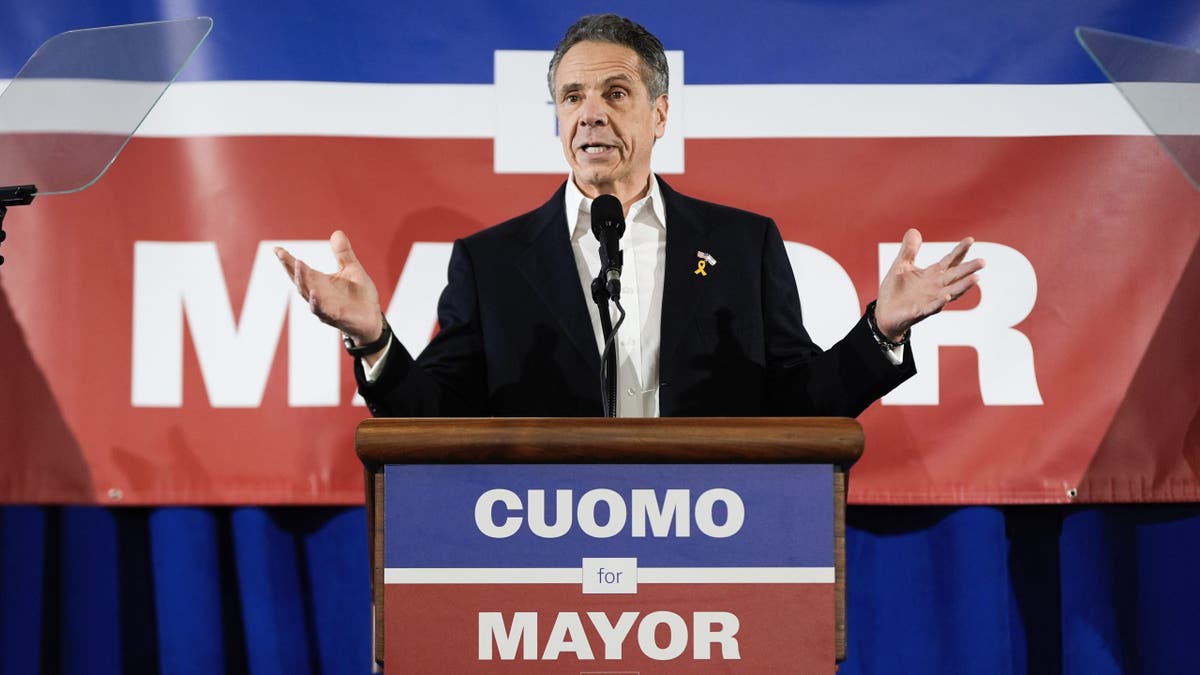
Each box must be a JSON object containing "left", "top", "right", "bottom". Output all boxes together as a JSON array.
[{"left": 694, "top": 251, "right": 717, "bottom": 276}]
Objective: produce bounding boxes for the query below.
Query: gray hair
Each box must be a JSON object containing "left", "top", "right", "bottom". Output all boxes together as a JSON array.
[{"left": 547, "top": 14, "right": 669, "bottom": 102}]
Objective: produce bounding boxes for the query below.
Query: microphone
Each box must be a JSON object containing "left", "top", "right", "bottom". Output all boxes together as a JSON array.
[{"left": 590, "top": 194, "right": 625, "bottom": 300}]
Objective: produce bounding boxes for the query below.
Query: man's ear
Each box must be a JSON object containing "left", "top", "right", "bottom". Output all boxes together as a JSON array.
[{"left": 654, "top": 94, "right": 669, "bottom": 140}]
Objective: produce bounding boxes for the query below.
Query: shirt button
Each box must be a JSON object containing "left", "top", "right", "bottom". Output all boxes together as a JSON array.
[{"left": 626, "top": 387, "right": 636, "bottom": 397}]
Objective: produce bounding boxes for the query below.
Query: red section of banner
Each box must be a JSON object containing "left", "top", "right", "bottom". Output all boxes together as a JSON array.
[
  {"left": 385, "top": 582, "right": 833, "bottom": 673},
  {"left": 0, "top": 135, "right": 1196, "bottom": 504}
]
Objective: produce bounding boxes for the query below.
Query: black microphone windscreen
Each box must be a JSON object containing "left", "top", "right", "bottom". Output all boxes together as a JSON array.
[{"left": 590, "top": 194, "right": 625, "bottom": 237}]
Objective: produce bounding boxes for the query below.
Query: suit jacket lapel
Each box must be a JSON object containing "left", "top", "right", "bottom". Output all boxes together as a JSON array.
[
  {"left": 658, "top": 177, "right": 712, "bottom": 361},
  {"left": 516, "top": 183, "right": 602, "bottom": 374}
]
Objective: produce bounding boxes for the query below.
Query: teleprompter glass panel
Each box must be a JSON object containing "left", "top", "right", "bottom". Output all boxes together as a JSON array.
[
  {"left": 1078, "top": 27, "right": 1200, "bottom": 190},
  {"left": 0, "top": 17, "right": 212, "bottom": 194}
]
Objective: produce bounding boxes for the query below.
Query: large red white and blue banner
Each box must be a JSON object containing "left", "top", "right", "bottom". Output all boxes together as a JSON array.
[
  {"left": 0, "top": 1, "right": 1197, "bottom": 504},
  {"left": 384, "top": 464, "right": 835, "bottom": 673}
]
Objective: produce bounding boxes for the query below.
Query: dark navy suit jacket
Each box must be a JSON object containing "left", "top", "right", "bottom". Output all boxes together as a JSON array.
[{"left": 357, "top": 177, "right": 914, "bottom": 417}]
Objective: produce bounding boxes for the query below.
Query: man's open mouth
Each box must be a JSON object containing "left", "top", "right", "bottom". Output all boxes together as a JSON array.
[{"left": 580, "top": 144, "right": 615, "bottom": 154}]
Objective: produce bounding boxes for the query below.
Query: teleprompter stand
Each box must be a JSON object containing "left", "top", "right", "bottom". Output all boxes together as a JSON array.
[{"left": 0, "top": 185, "right": 35, "bottom": 266}]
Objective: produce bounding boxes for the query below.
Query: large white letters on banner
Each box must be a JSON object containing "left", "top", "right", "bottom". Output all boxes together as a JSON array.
[
  {"left": 383, "top": 242, "right": 453, "bottom": 354},
  {"left": 131, "top": 241, "right": 449, "bottom": 408},
  {"left": 784, "top": 242, "right": 862, "bottom": 349},
  {"left": 879, "top": 241, "right": 1043, "bottom": 405},
  {"left": 132, "top": 241, "right": 337, "bottom": 407},
  {"left": 131, "top": 239, "right": 1038, "bottom": 408}
]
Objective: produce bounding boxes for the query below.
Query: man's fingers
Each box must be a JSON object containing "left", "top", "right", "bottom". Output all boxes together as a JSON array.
[
  {"left": 942, "top": 257, "right": 985, "bottom": 286},
  {"left": 277, "top": 242, "right": 358, "bottom": 328},
  {"left": 276, "top": 245, "right": 316, "bottom": 301},
  {"left": 293, "top": 257, "right": 313, "bottom": 299},
  {"left": 938, "top": 236, "right": 975, "bottom": 270},
  {"left": 274, "top": 246, "right": 297, "bottom": 278},
  {"left": 945, "top": 273, "right": 980, "bottom": 302},
  {"left": 330, "top": 230, "right": 359, "bottom": 269},
  {"left": 885, "top": 228, "right": 922, "bottom": 278},
  {"left": 899, "top": 228, "right": 921, "bottom": 263},
  {"left": 960, "top": 257, "right": 985, "bottom": 276}
]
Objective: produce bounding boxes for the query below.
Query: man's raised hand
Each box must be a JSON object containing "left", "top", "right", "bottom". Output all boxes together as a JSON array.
[
  {"left": 274, "top": 230, "right": 384, "bottom": 347},
  {"left": 874, "top": 228, "right": 984, "bottom": 341}
]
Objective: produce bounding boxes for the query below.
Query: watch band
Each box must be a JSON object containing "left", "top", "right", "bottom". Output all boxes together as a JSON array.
[
  {"left": 865, "top": 300, "right": 910, "bottom": 351},
  {"left": 342, "top": 314, "right": 391, "bottom": 357}
]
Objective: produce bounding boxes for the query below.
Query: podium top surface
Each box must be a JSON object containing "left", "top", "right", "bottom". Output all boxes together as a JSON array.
[{"left": 356, "top": 417, "right": 864, "bottom": 466}]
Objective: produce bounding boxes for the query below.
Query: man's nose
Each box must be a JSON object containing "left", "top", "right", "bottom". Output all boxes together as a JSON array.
[{"left": 578, "top": 97, "right": 607, "bottom": 126}]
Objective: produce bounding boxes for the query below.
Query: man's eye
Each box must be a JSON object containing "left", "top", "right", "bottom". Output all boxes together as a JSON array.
[
  {"left": 609, "top": 90, "right": 626, "bottom": 100},
  {"left": 564, "top": 94, "right": 580, "bottom": 104}
]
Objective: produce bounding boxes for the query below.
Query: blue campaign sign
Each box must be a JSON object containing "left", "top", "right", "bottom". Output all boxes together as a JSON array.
[{"left": 384, "top": 463, "right": 833, "bottom": 568}]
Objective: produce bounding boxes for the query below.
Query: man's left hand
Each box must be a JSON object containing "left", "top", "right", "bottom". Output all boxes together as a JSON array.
[{"left": 875, "top": 228, "right": 984, "bottom": 341}]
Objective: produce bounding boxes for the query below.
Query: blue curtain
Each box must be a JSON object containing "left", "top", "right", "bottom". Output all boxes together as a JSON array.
[{"left": 3, "top": 504, "right": 1199, "bottom": 674}]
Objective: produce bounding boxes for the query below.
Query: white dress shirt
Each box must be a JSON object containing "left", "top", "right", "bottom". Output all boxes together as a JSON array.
[{"left": 565, "top": 175, "right": 666, "bottom": 418}]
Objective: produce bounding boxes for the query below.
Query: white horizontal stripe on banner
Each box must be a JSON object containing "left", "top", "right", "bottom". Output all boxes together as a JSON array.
[
  {"left": 122, "top": 81, "right": 1149, "bottom": 138},
  {"left": 1, "top": 79, "right": 1153, "bottom": 138},
  {"left": 1109, "top": 82, "right": 1200, "bottom": 134},
  {"left": 134, "top": 81, "right": 495, "bottom": 138},
  {"left": 0, "top": 79, "right": 167, "bottom": 134},
  {"left": 683, "top": 83, "right": 1152, "bottom": 138},
  {"left": 384, "top": 566, "right": 835, "bottom": 584},
  {"left": 641, "top": 567, "right": 835, "bottom": 583}
]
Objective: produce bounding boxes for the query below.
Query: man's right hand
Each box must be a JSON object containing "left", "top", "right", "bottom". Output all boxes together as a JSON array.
[{"left": 274, "top": 230, "right": 386, "bottom": 360}]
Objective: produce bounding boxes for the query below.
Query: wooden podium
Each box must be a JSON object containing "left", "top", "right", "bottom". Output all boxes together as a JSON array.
[{"left": 356, "top": 417, "right": 863, "bottom": 673}]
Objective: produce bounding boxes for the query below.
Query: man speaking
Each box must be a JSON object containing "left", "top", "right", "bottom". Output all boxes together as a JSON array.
[{"left": 275, "top": 13, "right": 982, "bottom": 418}]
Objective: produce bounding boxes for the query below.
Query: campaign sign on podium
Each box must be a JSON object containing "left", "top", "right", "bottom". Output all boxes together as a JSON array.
[{"left": 383, "top": 463, "right": 835, "bottom": 673}]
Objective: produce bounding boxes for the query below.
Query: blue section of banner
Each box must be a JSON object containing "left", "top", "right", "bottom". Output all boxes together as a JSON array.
[
  {"left": 14, "top": 19, "right": 209, "bottom": 82},
  {"left": 1, "top": 1, "right": 1197, "bottom": 84},
  {"left": 384, "top": 464, "right": 833, "bottom": 568}
]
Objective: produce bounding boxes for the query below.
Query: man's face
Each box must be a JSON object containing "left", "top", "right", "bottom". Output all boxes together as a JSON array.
[{"left": 553, "top": 40, "right": 668, "bottom": 201}]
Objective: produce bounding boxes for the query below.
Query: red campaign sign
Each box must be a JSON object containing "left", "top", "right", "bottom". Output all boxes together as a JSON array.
[
  {"left": 386, "top": 584, "right": 833, "bottom": 674},
  {"left": 1, "top": 135, "right": 1198, "bottom": 504}
]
